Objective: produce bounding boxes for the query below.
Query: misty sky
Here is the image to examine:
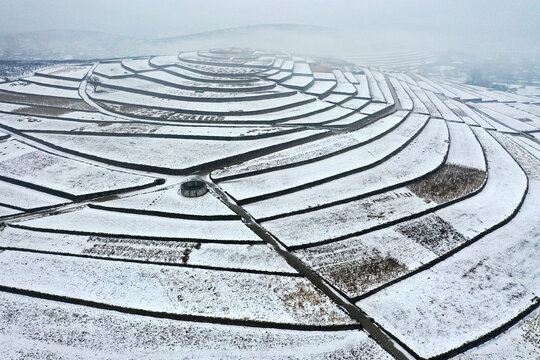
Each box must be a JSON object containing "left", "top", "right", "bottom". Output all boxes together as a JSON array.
[{"left": 0, "top": 0, "right": 538, "bottom": 53}]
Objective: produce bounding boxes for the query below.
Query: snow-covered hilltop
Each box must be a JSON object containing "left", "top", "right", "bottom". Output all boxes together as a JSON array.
[{"left": 0, "top": 48, "right": 538, "bottom": 360}]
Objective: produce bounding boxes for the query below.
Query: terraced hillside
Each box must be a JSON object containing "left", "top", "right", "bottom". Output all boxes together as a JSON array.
[{"left": 0, "top": 48, "right": 538, "bottom": 360}]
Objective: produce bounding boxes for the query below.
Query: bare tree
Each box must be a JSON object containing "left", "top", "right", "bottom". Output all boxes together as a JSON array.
[{"left": 87, "top": 75, "right": 100, "bottom": 92}]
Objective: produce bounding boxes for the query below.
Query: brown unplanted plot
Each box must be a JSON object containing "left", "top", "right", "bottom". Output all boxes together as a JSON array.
[
  {"left": 397, "top": 214, "right": 466, "bottom": 255},
  {"left": 100, "top": 101, "right": 174, "bottom": 119},
  {"left": 14, "top": 105, "right": 72, "bottom": 117},
  {"left": 318, "top": 248, "right": 408, "bottom": 296},
  {"left": 407, "top": 164, "right": 486, "bottom": 204},
  {"left": 0, "top": 91, "right": 93, "bottom": 111},
  {"left": 83, "top": 236, "right": 201, "bottom": 264},
  {"left": 277, "top": 280, "right": 348, "bottom": 323},
  {"left": 520, "top": 311, "right": 540, "bottom": 348}
]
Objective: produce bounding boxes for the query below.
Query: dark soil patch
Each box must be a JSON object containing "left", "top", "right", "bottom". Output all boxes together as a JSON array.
[
  {"left": 99, "top": 101, "right": 174, "bottom": 119},
  {"left": 13, "top": 105, "right": 72, "bottom": 117},
  {"left": 82, "top": 236, "right": 202, "bottom": 264},
  {"left": 520, "top": 310, "right": 540, "bottom": 349},
  {"left": 397, "top": 214, "right": 466, "bottom": 255},
  {"left": 407, "top": 164, "right": 486, "bottom": 204},
  {"left": 276, "top": 280, "right": 346, "bottom": 323},
  {"left": 0, "top": 91, "right": 93, "bottom": 111},
  {"left": 317, "top": 248, "right": 408, "bottom": 296}
]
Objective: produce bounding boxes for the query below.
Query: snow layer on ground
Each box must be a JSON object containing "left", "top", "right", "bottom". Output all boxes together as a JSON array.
[
  {"left": 358, "top": 154, "right": 538, "bottom": 358},
  {"left": 331, "top": 70, "right": 357, "bottom": 95},
  {"left": 0, "top": 250, "right": 352, "bottom": 325},
  {"left": 433, "top": 80, "right": 482, "bottom": 102},
  {"left": 14, "top": 206, "right": 259, "bottom": 242},
  {"left": 213, "top": 110, "right": 409, "bottom": 180},
  {"left": 267, "top": 71, "right": 291, "bottom": 82},
  {"left": 448, "top": 101, "right": 496, "bottom": 129},
  {"left": 280, "top": 105, "right": 351, "bottom": 125},
  {"left": 220, "top": 113, "right": 428, "bottom": 202},
  {"left": 0, "top": 226, "right": 294, "bottom": 273},
  {"left": 509, "top": 102, "right": 540, "bottom": 117},
  {"left": 389, "top": 77, "right": 413, "bottom": 110},
  {"left": 163, "top": 65, "right": 256, "bottom": 82},
  {"left": 363, "top": 69, "right": 385, "bottom": 102},
  {"left": 371, "top": 70, "right": 394, "bottom": 105},
  {"left": 443, "top": 99, "right": 480, "bottom": 127},
  {"left": 436, "top": 127, "right": 526, "bottom": 239},
  {"left": 177, "top": 62, "right": 263, "bottom": 77},
  {"left": 322, "top": 93, "right": 351, "bottom": 104},
  {"left": 313, "top": 72, "right": 335, "bottom": 81},
  {"left": 425, "top": 91, "right": 461, "bottom": 121},
  {"left": 415, "top": 74, "right": 458, "bottom": 98},
  {"left": 400, "top": 80, "right": 429, "bottom": 114},
  {"left": 0, "top": 291, "right": 389, "bottom": 359},
  {"left": 340, "top": 98, "right": 370, "bottom": 111},
  {"left": 292, "top": 62, "right": 312, "bottom": 76},
  {"left": 280, "top": 60, "right": 294, "bottom": 71},
  {"left": 98, "top": 183, "right": 235, "bottom": 216},
  {"left": 95, "top": 75, "right": 287, "bottom": 101},
  {"left": 295, "top": 225, "right": 439, "bottom": 298},
  {"left": 264, "top": 121, "right": 485, "bottom": 247},
  {"left": 353, "top": 74, "right": 370, "bottom": 99},
  {"left": 265, "top": 186, "right": 435, "bottom": 247},
  {"left": 295, "top": 124, "right": 525, "bottom": 300},
  {"left": 509, "top": 135, "right": 540, "bottom": 159},
  {"left": 360, "top": 102, "right": 392, "bottom": 115},
  {"left": 29, "top": 129, "right": 323, "bottom": 172},
  {"left": 304, "top": 80, "right": 336, "bottom": 96},
  {"left": 455, "top": 307, "right": 539, "bottom": 360},
  {"left": 446, "top": 122, "right": 486, "bottom": 170},
  {"left": 473, "top": 103, "right": 538, "bottom": 132},
  {"left": 409, "top": 84, "right": 441, "bottom": 117},
  {"left": 0, "top": 140, "right": 157, "bottom": 198},
  {"left": 0, "top": 181, "right": 68, "bottom": 210},
  {"left": 0, "top": 113, "right": 94, "bottom": 131},
  {"left": 149, "top": 55, "right": 180, "bottom": 67},
  {"left": 36, "top": 65, "right": 91, "bottom": 81},
  {"left": 141, "top": 68, "right": 269, "bottom": 90},
  {"left": 56, "top": 121, "right": 288, "bottom": 138},
  {"left": 24, "top": 75, "right": 80, "bottom": 90},
  {"left": 224, "top": 100, "right": 333, "bottom": 123},
  {"left": 89, "top": 87, "right": 313, "bottom": 114},
  {"left": 121, "top": 58, "right": 154, "bottom": 72},
  {"left": 0, "top": 206, "right": 20, "bottom": 217},
  {"left": 281, "top": 75, "right": 313, "bottom": 89},
  {"left": 94, "top": 63, "right": 133, "bottom": 78},
  {"left": 325, "top": 112, "right": 368, "bottom": 126},
  {"left": 244, "top": 118, "right": 447, "bottom": 219}
]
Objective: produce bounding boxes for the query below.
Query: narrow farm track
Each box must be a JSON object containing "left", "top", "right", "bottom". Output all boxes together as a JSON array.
[{"left": 206, "top": 179, "right": 414, "bottom": 360}]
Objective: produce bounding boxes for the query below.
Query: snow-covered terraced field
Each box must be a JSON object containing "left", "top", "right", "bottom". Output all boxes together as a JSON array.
[{"left": 0, "top": 48, "right": 538, "bottom": 359}]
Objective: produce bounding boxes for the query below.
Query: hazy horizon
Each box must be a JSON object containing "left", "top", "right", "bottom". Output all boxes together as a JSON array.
[{"left": 0, "top": 0, "right": 539, "bottom": 56}]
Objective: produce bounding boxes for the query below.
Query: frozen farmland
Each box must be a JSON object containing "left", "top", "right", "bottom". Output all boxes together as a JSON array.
[{"left": 0, "top": 48, "right": 538, "bottom": 360}]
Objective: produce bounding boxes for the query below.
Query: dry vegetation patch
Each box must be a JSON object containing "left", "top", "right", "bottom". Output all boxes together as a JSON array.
[
  {"left": 14, "top": 105, "right": 72, "bottom": 117},
  {"left": 99, "top": 102, "right": 174, "bottom": 119},
  {"left": 317, "top": 248, "right": 408, "bottom": 296},
  {"left": 82, "top": 236, "right": 201, "bottom": 264},
  {"left": 397, "top": 214, "right": 466, "bottom": 255},
  {"left": 521, "top": 310, "right": 540, "bottom": 349},
  {"left": 407, "top": 164, "right": 486, "bottom": 204},
  {"left": 275, "top": 279, "right": 350, "bottom": 324},
  {"left": 0, "top": 91, "right": 93, "bottom": 111}
]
